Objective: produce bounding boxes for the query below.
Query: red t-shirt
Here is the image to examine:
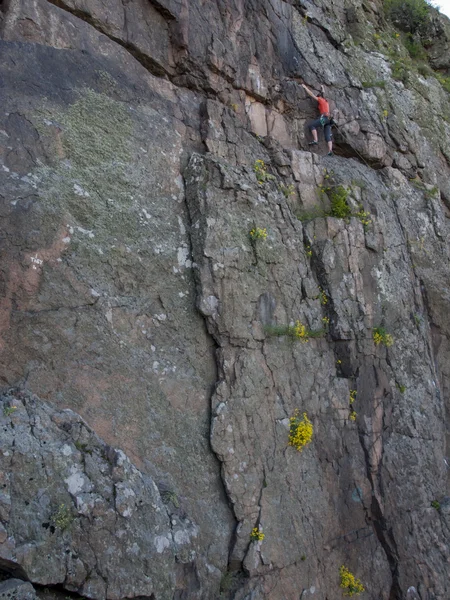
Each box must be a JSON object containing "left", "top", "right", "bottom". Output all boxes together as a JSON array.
[{"left": 317, "top": 97, "right": 330, "bottom": 116}]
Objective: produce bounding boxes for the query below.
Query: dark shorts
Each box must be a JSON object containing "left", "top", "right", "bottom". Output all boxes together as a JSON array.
[{"left": 309, "top": 116, "right": 333, "bottom": 142}]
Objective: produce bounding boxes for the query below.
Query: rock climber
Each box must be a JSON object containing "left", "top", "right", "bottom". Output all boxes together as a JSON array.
[{"left": 301, "top": 83, "right": 333, "bottom": 156}]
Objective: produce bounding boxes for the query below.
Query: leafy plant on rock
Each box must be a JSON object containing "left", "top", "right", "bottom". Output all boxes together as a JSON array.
[
  {"left": 373, "top": 326, "right": 394, "bottom": 347},
  {"left": 161, "top": 490, "right": 180, "bottom": 508},
  {"left": 250, "top": 527, "right": 265, "bottom": 542},
  {"left": 279, "top": 183, "right": 295, "bottom": 198},
  {"left": 253, "top": 159, "right": 275, "bottom": 185},
  {"left": 3, "top": 405, "right": 17, "bottom": 417},
  {"left": 349, "top": 389, "right": 357, "bottom": 421},
  {"left": 288, "top": 411, "right": 313, "bottom": 451},
  {"left": 339, "top": 565, "right": 365, "bottom": 596},
  {"left": 249, "top": 227, "right": 268, "bottom": 241},
  {"left": 52, "top": 503, "right": 74, "bottom": 531},
  {"left": 265, "top": 320, "right": 325, "bottom": 342}
]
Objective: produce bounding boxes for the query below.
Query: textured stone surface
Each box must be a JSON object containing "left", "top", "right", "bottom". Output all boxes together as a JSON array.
[
  {"left": 0, "top": 580, "right": 36, "bottom": 600},
  {"left": 0, "top": 389, "right": 210, "bottom": 599},
  {"left": 185, "top": 151, "right": 450, "bottom": 599},
  {"left": 0, "top": 0, "right": 450, "bottom": 598}
]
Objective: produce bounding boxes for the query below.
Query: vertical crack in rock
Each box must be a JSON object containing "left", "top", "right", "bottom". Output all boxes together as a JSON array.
[
  {"left": 357, "top": 418, "right": 402, "bottom": 600},
  {"left": 182, "top": 160, "right": 242, "bottom": 574}
]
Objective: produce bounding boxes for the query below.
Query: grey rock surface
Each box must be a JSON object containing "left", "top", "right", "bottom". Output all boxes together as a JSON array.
[
  {"left": 0, "top": 580, "right": 36, "bottom": 600},
  {"left": 0, "top": 389, "right": 207, "bottom": 599},
  {"left": 0, "top": 0, "right": 449, "bottom": 598}
]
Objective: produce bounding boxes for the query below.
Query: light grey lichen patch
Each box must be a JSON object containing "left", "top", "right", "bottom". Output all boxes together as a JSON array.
[
  {"left": 29, "top": 85, "right": 192, "bottom": 298},
  {"left": 58, "top": 88, "right": 133, "bottom": 168},
  {"left": 34, "top": 88, "right": 138, "bottom": 236}
]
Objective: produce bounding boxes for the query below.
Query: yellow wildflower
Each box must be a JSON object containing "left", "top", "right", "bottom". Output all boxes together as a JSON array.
[
  {"left": 291, "top": 320, "right": 309, "bottom": 342},
  {"left": 288, "top": 411, "right": 313, "bottom": 451},
  {"left": 339, "top": 565, "right": 365, "bottom": 596},
  {"left": 250, "top": 527, "right": 265, "bottom": 542}
]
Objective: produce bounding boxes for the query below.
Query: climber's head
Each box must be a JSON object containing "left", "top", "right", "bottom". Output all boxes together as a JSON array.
[{"left": 317, "top": 91, "right": 324, "bottom": 98}]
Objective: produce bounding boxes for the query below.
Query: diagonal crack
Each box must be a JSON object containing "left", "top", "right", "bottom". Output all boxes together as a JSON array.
[{"left": 47, "top": 0, "right": 169, "bottom": 77}]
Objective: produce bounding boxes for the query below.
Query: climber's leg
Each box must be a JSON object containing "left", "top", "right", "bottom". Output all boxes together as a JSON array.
[
  {"left": 308, "top": 118, "right": 321, "bottom": 144},
  {"left": 324, "top": 122, "right": 333, "bottom": 154}
]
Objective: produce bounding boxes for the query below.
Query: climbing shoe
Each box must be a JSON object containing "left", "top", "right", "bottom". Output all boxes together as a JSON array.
[
  {"left": 308, "top": 141, "right": 318, "bottom": 146},
  {"left": 327, "top": 151, "right": 334, "bottom": 156}
]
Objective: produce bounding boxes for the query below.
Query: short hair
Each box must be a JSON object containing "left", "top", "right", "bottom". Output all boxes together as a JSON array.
[{"left": 317, "top": 91, "right": 324, "bottom": 97}]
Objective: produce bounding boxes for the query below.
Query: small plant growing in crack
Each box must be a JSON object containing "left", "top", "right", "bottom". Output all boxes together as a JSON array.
[
  {"left": 3, "top": 405, "right": 17, "bottom": 417},
  {"left": 288, "top": 410, "right": 313, "bottom": 451},
  {"left": 318, "top": 182, "right": 351, "bottom": 219},
  {"left": 373, "top": 326, "right": 394, "bottom": 347},
  {"left": 319, "top": 287, "right": 328, "bottom": 306},
  {"left": 249, "top": 227, "right": 268, "bottom": 241},
  {"left": 431, "top": 500, "right": 440, "bottom": 510},
  {"left": 250, "top": 527, "right": 265, "bottom": 542},
  {"left": 349, "top": 389, "right": 357, "bottom": 421},
  {"left": 355, "top": 205, "right": 371, "bottom": 230},
  {"left": 52, "top": 503, "right": 74, "bottom": 531},
  {"left": 74, "top": 440, "right": 93, "bottom": 454},
  {"left": 265, "top": 321, "right": 325, "bottom": 342},
  {"left": 161, "top": 490, "right": 179, "bottom": 508},
  {"left": 253, "top": 159, "right": 275, "bottom": 185},
  {"left": 291, "top": 320, "right": 309, "bottom": 341},
  {"left": 339, "top": 565, "right": 365, "bottom": 596},
  {"left": 303, "top": 174, "right": 373, "bottom": 227},
  {"left": 279, "top": 183, "right": 295, "bottom": 198}
]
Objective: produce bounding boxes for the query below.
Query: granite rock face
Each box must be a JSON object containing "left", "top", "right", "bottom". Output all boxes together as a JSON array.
[
  {"left": 0, "top": 389, "right": 207, "bottom": 599},
  {"left": 0, "top": 0, "right": 449, "bottom": 599},
  {"left": 0, "top": 579, "right": 37, "bottom": 600}
]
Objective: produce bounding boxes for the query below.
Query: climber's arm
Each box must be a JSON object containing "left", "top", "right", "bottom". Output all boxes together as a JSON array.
[{"left": 301, "top": 83, "right": 318, "bottom": 101}]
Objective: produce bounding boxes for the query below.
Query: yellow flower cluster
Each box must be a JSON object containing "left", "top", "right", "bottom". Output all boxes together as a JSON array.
[
  {"left": 349, "top": 389, "right": 357, "bottom": 421},
  {"left": 319, "top": 288, "right": 328, "bottom": 305},
  {"left": 339, "top": 565, "right": 365, "bottom": 597},
  {"left": 291, "top": 320, "right": 309, "bottom": 342},
  {"left": 249, "top": 227, "right": 268, "bottom": 241},
  {"left": 288, "top": 411, "right": 313, "bottom": 452},
  {"left": 253, "top": 159, "right": 275, "bottom": 185},
  {"left": 250, "top": 527, "right": 265, "bottom": 542},
  {"left": 355, "top": 208, "right": 371, "bottom": 229},
  {"left": 373, "top": 327, "right": 394, "bottom": 347},
  {"left": 384, "top": 333, "right": 394, "bottom": 346},
  {"left": 280, "top": 183, "right": 295, "bottom": 197}
]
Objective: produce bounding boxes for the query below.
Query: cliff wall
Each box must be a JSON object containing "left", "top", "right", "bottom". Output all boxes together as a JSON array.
[{"left": 0, "top": 1, "right": 449, "bottom": 599}]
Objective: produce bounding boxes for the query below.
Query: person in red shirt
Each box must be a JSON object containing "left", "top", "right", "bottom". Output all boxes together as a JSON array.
[{"left": 302, "top": 83, "right": 333, "bottom": 156}]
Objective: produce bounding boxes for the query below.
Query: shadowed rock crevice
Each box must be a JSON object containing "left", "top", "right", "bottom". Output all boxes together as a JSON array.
[
  {"left": 46, "top": 0, "right": 170, "bottom": 77},
  {"left": 357, "top": 425, "right": 401, "bottom": 600},
  {"left": 0, "top": 558, "right": 29, "bottom": 581},
  {"left": 183, "top": 158, "right": 243, "bottom": 575}
]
